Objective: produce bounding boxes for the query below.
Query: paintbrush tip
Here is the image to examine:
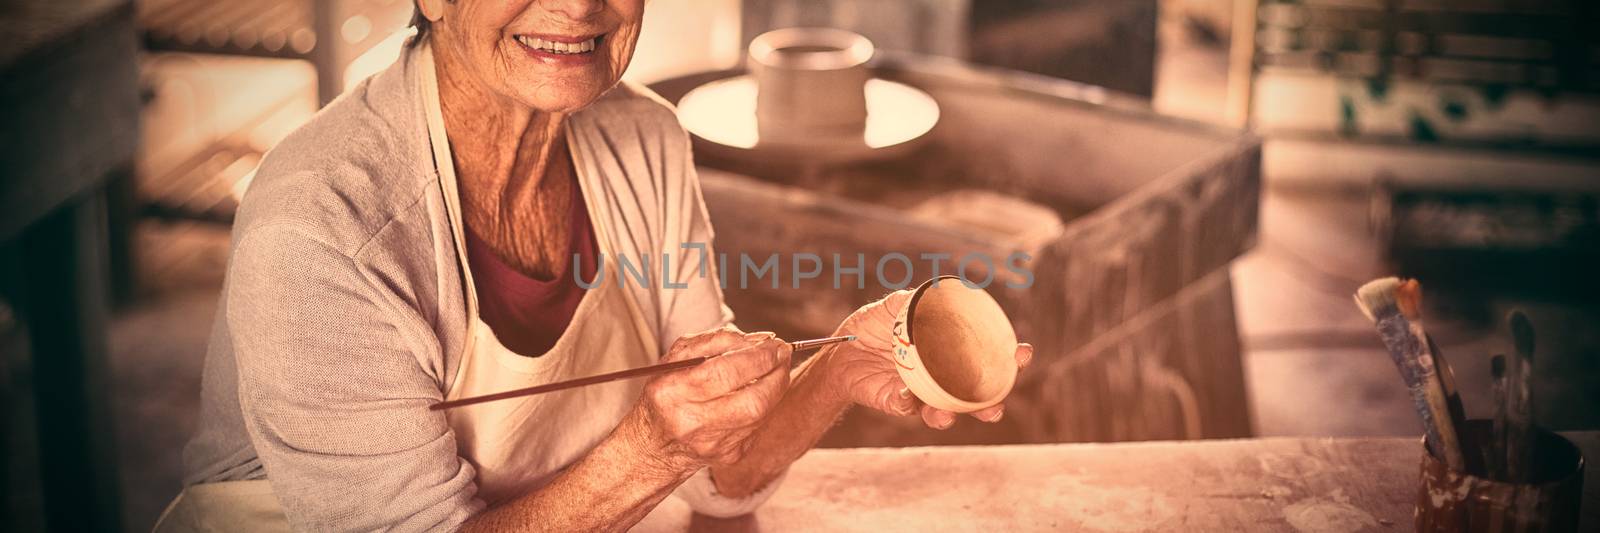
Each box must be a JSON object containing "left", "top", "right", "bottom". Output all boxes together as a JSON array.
[
  {"left": 1394, "top": 279, "right": 1423, "bottom": 319},
  {"left": 1354, "top": 277, "right": 1401, "bottom": 321},
  {"left": 1509, "top": 311, "right": 1535, "bottom": 358},
  {"left": 1355, "top": 277, "right": 1423, "bottom": 322},
  {"left": 844, "top": 335, "right": 856, "bottom": 341}
]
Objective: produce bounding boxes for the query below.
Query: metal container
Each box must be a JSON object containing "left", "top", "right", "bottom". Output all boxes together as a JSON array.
[{"left": 1417, "top": 419, "right": 1585, "bottom": 532}]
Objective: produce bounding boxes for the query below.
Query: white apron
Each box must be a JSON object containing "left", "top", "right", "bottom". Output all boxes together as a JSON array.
[
  {"left": 422, "top": 42, "right": 662, "bottom": 505},
  {"left": 155, "top": 43, "right": 661, "bottom": 531}
]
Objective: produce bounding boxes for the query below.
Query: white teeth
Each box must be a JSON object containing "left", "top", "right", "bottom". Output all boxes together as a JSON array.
[{"left": 516, "top": 35, "right": 598, "bottom": 54}]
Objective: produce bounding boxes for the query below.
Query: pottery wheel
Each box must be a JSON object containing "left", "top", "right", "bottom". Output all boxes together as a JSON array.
[{"left": 676, "top": 75, "right": 940, "bottom": 165}]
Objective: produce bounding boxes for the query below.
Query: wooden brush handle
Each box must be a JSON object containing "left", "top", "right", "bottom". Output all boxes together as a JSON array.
[
  {"left": 430, "top": 335, "right": 855, "bottom": 411},
  {"left": 1374, "top": 314, "right": 1465, "bottom": 469},
  {"left": 429, "top": 357, "right": 708, "bottom": 411}
]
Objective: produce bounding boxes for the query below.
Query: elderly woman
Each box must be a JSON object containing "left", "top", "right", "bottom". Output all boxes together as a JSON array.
[{"left": 159, "top": 1, "right": 1029, "bottom": 531}]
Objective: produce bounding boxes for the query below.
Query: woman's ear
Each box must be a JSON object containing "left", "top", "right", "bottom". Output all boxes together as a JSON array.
[{"left": 417, "top": 0, "right": 447, "bottom": 22}]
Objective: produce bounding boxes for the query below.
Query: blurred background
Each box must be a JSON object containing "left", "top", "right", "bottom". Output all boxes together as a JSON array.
[{"left": 3, "top": 0, "right": 1598, "bottom": 530}]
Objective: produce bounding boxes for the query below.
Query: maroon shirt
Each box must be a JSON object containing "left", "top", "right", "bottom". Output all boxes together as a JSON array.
[{"left": 464, "top": 183, "right": 599, "bottom": 357}]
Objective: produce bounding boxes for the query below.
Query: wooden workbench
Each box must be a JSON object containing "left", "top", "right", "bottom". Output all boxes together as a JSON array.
[{"left": 637, "top": 434, "right": 1598, "bottom": 532}]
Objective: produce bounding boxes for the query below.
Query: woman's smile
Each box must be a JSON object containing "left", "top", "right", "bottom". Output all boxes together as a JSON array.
[{"left": 513, "top": 32, "right": 606, "bottom": 65}]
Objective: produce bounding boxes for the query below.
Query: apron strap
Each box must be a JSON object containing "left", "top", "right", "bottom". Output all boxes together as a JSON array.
[
  {"left": 565, "top": 119, "right": 663, "bottom": 357},
  {"left": 419, "top": 43, "right": 479, "bottom": 326}
]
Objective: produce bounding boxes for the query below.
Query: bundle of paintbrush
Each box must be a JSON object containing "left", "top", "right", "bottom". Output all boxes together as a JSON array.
[
  {"left": 1355, "top": 277, "right": 1466, "bottom": 470},
  {"left": 1487, "top": 311, "right": 1537, "bottom": 483},
  {"left": 1380, "top": 299, "right": 1585, "bottom": 531}
]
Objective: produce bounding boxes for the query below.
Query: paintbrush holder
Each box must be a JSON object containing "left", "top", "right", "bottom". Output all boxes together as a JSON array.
[
  {"left": 1416, "top": 419, "right": 1585, "bottom": 532},
  {"left": 890, "top": 276, "right": 1018, "bottom": 413}
]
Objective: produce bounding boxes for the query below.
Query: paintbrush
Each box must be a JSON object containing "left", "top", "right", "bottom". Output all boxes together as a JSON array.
[
  {"left": 1427, "top": 335, "right": 1466, "bottom": 431},
  {"left": 1355, "top": 277, "right": 1464, "bottom": 469},
  {"left": 1489, "top": 354, "right": 1507, "bottom": 480},
  {"left": 430, "top": 335, "right": 856, "bottom": 411},
  {"left": 1504, "top": 311, "right": 1536, "bottom": 482},
  {"left": 1424, "top": 334, "right": 1476, "bottom": 473}
]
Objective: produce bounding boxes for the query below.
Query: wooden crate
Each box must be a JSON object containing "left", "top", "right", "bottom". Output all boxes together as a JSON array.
[{"left": 651, "top": 55, "right": 1262, "bottom": 446}]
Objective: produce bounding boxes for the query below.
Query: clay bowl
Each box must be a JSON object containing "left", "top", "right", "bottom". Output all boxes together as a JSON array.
[
  {"left": 748, "top": 27, "right": 873, "bottom": 139},
  {"left": 891, "top": 276, "right": 1019, "bottom": 413}
]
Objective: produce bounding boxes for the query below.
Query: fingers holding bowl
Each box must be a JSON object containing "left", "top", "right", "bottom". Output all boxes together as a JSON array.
[
  {"left": 886, "top": 386, "right": 918, "bottom": 416},
  {"left": 970, "top": 403, "right": 1005, "bottom": 423},
  {"left": 1015, "top": 342, "right": 1034, "bottom": 368},
  {"left": 865, "top": 382, "right": 920, "bottom": 417},
  {"left": 920, "top": 404, "right": 956, "bottom": 430}
]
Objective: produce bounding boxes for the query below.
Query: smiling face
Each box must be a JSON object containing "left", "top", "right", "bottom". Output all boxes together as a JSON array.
[{"left": 426, "top": 0, "right": 644, "bottom": 112}]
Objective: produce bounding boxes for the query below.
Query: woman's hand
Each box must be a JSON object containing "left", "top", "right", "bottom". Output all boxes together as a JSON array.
[
  {"left": 462, "top": 327, "right": 790, "bottom": 531},
  {"left": 631, "top": 326, "right": 792, "bottom": 472},
  {"left": 822, "top": 290, "right": 1033, "bottom": 429}
]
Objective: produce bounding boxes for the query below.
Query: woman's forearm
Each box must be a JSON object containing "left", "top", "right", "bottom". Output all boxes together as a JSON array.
[
  {"left": 459, "top": 408, "right": 698, "bottom": 532},
  {"left": 458, "top": 334, "right": 843, "bottom": 528},
  {"left": 708, "top": 345, "right": 853, "bottom": 497}
]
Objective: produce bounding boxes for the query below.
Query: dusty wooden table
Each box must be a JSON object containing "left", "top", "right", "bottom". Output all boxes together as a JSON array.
[{"left": 637, "top": 434, "right": 1597, "bottom": 532}]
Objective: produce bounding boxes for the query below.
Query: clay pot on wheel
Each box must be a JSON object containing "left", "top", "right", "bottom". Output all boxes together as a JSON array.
[
  {"left": 748, "top": 27, "right": 873, "bottom": 145},
  {"left": 891, "top": 276, "right": 1019, "bottom": 413}
]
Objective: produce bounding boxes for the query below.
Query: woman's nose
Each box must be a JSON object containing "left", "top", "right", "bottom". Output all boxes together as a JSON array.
[{"left": 541, "top": 0, "right": 604, "bottom": 20}]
